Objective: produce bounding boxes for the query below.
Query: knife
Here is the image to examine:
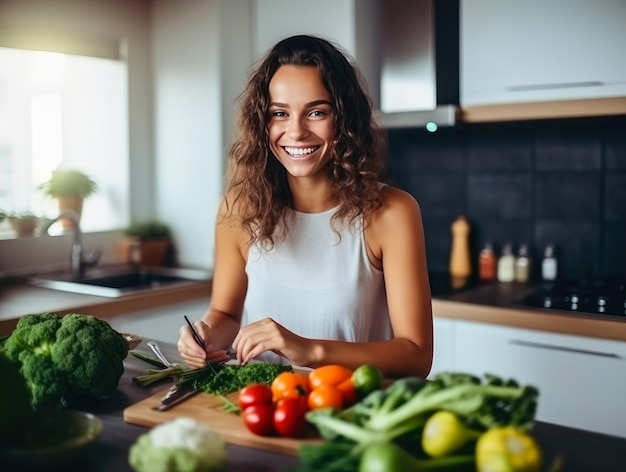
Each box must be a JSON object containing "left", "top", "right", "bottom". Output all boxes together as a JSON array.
[{"left": 152, "top": 384, "right": 201, "bottom": 411}]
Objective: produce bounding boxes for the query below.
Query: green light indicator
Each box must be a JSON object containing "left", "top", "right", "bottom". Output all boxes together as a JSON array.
[{"left": 425, "top": 122, "right": 438, "bottom": 133}]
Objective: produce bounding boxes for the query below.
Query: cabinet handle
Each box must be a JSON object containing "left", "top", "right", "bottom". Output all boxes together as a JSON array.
[
  {"left": 506, "top": 81, "right": 604, "bottom": 92},
  {"left": 509, "top": 339, "right": 621, "bottom": 359}
]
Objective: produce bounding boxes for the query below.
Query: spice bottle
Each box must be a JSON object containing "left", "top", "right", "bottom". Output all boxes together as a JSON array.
[
  {"left": 478, "top": 242, "right": 497, "bottom": 281},
  {"left": 449, "top": 215, "right": 471, "bottom": 279},
  {"left": 542, "top": 244, "right": 558, "bottom": 281},
  {"left": 497, "top": 243, "right": 515, "bottom": 282},
  {"left": 515, "top": 244, "right": 531, "bottom": 283}
]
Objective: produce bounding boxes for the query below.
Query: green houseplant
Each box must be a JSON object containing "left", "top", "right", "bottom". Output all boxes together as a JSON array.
[
  {"left": 119, "top": 220, "right": 173, "bottom": 267},
  {"left": 39, "top": 170, "right": 98, "bottom": 227},
  {"left": 7, "top": 212, "right": 40, "bottom": 237}
]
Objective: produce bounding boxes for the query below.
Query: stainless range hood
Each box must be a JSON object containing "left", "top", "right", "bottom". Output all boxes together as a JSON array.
[{"left": 375, "top": 0, "right": 459, "bottom": 129}]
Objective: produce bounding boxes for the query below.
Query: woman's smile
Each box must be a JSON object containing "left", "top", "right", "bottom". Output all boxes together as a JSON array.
[{"left": 282, "top": 145, "right": 321, "bottom": 159}]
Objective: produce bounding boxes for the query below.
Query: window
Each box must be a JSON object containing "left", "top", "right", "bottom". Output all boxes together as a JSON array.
[{"left": 0, "top": 47, "right": 129, "bottom": 238}]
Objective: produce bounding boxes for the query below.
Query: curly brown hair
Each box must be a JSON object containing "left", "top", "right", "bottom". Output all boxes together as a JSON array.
[{"left": 224, "top": 34, "right": 387, "bottom": 248}]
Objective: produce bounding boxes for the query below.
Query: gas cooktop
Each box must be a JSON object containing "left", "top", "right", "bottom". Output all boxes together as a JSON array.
[{"left": 516, "top": 275, "right": 626, "bottom": 318}]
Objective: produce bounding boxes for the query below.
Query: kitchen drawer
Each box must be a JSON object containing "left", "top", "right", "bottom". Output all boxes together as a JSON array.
[{"left": 454, "top": 320, "right": 626, "bottom": 438}]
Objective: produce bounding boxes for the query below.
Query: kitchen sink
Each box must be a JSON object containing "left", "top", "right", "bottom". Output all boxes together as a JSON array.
[{"left": 30, "top": 266, "right": 211, "bottom": 298}]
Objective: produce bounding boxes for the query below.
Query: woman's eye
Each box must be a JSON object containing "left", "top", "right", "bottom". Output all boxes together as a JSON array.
[
  {"left": 271, "top": 110, "right": 287, "bottom": 118},
  {"left": 309, "top": 110, "right": 327, "bottom": 118}
]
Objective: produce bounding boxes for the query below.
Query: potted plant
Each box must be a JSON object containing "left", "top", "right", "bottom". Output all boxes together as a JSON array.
[
  {"left": 119, "top": 220, "right": 173, "bottom": 267},
  {"left": 39, "top": 169, "right": 98, "bottom": 227},
  {"left": 8, "top": 212, "right": 40, "bottom": 238}
]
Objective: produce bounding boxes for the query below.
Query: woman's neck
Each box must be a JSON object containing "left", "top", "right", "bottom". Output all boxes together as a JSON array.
[{"left": 288, "top": 176, "right": 335, "bottom": 213}]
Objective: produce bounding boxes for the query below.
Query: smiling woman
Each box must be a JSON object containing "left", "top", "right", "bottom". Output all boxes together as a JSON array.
[{"left": 0, "top": 46, "right": 130, "bottom": 238}]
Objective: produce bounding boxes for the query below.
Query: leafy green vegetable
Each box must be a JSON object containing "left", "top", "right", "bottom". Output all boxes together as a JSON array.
[
  {"left": 132, "top": 359, "right": 293, "bottom": 397},
  {"left": 193, "top": 362, "right": 293, "bottom": 396},
  {"left": 2, "top": 312, "right": 128, "bottom": 409},
  {"left": 298, "top": 372, "right": 539, "bottom": 472}
]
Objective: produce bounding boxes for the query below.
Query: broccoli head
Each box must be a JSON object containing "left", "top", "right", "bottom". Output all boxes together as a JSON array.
[{"left": 3, "top": 312, "right": 129, "bottom": 409}]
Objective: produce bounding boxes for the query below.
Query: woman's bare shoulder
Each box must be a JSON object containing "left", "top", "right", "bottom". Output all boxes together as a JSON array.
[{"left": 374, "top": 185, "right": 422, "bottom": 223}]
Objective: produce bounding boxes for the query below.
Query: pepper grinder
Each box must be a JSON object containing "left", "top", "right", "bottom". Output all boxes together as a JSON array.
[{"left": 449, "top": 215, "right": 471, "bottom": 279}]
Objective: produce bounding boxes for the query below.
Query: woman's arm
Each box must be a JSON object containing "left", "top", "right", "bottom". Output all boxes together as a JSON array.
[
  {"left": 177, "top": 199, "right": 249, "bottom": 368},
  {"left": 309, "top": 186, "right": 433, "bottom": 377}
]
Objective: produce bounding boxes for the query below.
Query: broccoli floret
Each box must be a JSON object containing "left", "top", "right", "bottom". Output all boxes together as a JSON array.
[
  {"left": 3, "top": 312, "right": 129, "bottom": 409},
  {"left": 53, "top": 313, "right": 128, "bottom": 398},
  {"left": 129, "top": 417, "right": 228, "bottom": 472}
]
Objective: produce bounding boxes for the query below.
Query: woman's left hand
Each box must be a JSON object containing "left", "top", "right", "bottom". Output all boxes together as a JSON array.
[{"left": 232, "top": 317, "right": 311, "bottom": 366}]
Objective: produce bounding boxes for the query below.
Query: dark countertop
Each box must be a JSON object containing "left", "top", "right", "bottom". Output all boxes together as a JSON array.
[
  {"left": 2, "top": 340, "right": 298, "bottom": 472},
  {"left": 429, "top": 275, "right": 626, "bottom": 341},
  {"left": 3, "top": 339, "right": 625, "bottom": 471}
]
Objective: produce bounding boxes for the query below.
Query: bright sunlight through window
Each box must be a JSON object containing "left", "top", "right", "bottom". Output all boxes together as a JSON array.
[{"left": 0, "top": 47, "right": 130, "bottom": 238}]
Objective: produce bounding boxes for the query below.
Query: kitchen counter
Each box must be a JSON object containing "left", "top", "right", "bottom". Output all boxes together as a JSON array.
[
  {"left": 0, "top": 277, "right": 212, "bottom": 336},
  {"left": 2, "top": 274, "right": 625, "bottom": 341},
  {"left": 433, "top": 281, "right": 626, "bottom": 341},
  {"left": 2, "top": 339, "right": 625, "bottom": 471}
]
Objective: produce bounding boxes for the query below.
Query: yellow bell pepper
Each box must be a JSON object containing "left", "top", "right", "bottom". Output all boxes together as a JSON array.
[{"left": 476, "top": 426, "right": 542, "bottom": 472}]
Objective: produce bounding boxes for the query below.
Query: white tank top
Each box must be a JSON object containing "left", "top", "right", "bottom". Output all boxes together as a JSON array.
[{"left": 243, "top": 207, "right": 392, "bottom": 364}]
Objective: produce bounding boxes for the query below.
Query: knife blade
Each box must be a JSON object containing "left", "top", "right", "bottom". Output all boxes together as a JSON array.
[{"left": 152, "top": 384, "right": 201, "bottom": 411}]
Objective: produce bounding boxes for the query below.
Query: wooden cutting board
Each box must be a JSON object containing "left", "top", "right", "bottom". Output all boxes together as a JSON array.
[{"left": 123, "top": 388, "right": 323, "bottom": 456}]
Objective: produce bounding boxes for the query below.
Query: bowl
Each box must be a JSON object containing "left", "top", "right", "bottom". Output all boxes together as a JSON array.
[
  {"left": 4, "top": 410, "right": 103, "bottom": 468},
  {"left": 122, "top": 332, "right": 142, "bottom": 350}
]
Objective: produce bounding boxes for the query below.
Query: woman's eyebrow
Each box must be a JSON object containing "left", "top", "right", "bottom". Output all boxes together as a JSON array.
[{"left": 269, "top": 99, "right": 333, "bottom": 108}]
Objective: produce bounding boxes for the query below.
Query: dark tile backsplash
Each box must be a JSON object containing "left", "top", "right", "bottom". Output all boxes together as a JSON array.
[{"left": 386, "top": 115, "right": 626, "bottom": 280}]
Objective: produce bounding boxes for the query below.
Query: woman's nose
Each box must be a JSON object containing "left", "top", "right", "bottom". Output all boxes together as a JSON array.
[{"left": 287, "top": 117, "right": 309, "bottom": 140}]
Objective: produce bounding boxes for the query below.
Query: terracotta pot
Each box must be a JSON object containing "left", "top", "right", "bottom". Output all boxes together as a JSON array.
[
  {"left": 9, "top": 217, "right": 38, "bottom": 237},
  {"left": 118, "top": 237, "right": 171, "bottom": 267},
  {"left": 57, "top": 196, "right": 83, "bottom": 229}
]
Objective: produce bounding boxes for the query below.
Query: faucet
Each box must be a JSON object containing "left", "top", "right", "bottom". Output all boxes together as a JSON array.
[{"left": 43, "top": 210, "right": 102, "bottom": 279}]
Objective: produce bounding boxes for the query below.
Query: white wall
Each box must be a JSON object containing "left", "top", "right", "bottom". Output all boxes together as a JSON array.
[{"left": 151, "top": 0, "right": 253, "bottom": 270}]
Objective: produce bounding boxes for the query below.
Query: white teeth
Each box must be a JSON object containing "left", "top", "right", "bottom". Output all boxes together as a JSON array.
[{"left": 284, "top": 146, "right": 318, "bottom": 156}]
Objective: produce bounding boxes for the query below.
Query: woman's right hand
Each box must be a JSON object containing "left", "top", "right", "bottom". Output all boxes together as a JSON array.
[{"left": 177, "top": 320, "right": 231, "bottom": 368}]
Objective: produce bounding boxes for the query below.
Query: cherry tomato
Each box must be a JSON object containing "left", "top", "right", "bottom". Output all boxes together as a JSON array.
[
  {"left": 242, "top": 403, "right": 276, "bottom": 436},
  {"left": 271, "top": 372, "right": 309, "bottom": 401},
  {"left": 308, "top": 364, "right": 352, "bottom": 390},
  {"left": 238, "top": 384, "right": 273, "bottom": 411},
  {"left": 308, "top": 384, "right": 344, "bottom": 410},
  {"left": 274, "top": 397, "right": 307, "bottom": 437}
]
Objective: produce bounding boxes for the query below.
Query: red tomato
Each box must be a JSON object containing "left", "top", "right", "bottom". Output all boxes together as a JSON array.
[
  {"left": 308, "top": 384, "right": 345, "bottom": 410},
  {"left": 243, "top": 403, "right": 276, "bottom": 436},
  {"left": 271, "top": 372, "right": 309, "bottom": 401},
  {"left": 238, "top": 384, "right": 273, "bottom": 411},
  {"left": 308, "top": 364, "right": 352, "bottom": 390},
  {"left": 274, "top": 397, "right": 307, "bottom": 438}
]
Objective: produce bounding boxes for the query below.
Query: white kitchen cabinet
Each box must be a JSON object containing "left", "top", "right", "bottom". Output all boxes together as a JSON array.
[
  {"left": 109, "top": 297, "right": 210, "bottom": 346},
  {"left": 253, "top": 0, "right": 380, "bottom": 106},
  {"left": 461, "top": 0, "right": 626, "bottom": 106},
  {"left": 428, "top": 317, "right": 456, "bottom": 379},
  {"left": 454, "top": 319, "right": 626, "bottom": 438}
]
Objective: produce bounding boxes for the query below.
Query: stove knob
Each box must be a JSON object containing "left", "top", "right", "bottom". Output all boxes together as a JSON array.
[
  {"left": 598, "top": 296, "right": 607, "bottom": 307},
  {"left": 543, "top": 296, "right": 552, "bottom": 308},
  {"left": 571, "top": 294, "right": 580, "bottom": 304}
]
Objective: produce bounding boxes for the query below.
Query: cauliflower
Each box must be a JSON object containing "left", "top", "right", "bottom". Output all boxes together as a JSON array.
[
  {"left": 129, "top": 417, "right": 228, "bottom": 472},
  {"left": 3, "top": 312, "right": 129, "bottom": 409}
]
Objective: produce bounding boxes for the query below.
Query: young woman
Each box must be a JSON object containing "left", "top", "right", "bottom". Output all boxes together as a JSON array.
[{"left": 177, "top": 35, "right": 433, "bottom": 378}]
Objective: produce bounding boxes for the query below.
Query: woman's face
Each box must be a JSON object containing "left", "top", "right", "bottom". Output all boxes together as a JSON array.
[{"left": 267, "top": 65, "right": 335, "bottom": 180}]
